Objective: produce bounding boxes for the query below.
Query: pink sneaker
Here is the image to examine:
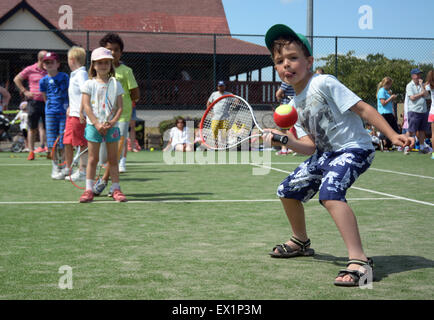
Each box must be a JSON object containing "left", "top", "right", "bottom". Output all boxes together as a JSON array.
[
  {"left": 79, "top": 190, "right": 94, "bottom": 203},
  {"left": 112, "top": 189, "right": 127, "bottom": 202},
  {"left": 133, "top": 140, "right": 141, "bottom": 152},
  {"left": 34, "top": 147, "right": 44, "bottom": 153}
]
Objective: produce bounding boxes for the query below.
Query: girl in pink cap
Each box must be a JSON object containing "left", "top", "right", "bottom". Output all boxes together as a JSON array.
[{"left": 79, "top": 47, "right": 126, "bottom": 203}]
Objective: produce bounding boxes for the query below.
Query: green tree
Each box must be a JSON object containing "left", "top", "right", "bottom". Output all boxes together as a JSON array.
[{"left": 318, "top": 52, "right": 433, "bottom": 107}]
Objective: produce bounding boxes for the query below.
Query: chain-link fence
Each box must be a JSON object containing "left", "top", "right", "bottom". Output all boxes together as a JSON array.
[{"left": 1, "top": 29, "right": 433, "bottom": 129}]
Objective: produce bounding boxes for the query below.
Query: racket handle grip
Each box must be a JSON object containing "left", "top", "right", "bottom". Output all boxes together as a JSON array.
[{"left": 272, "top": 134, "right": 288, "bottom": 145}]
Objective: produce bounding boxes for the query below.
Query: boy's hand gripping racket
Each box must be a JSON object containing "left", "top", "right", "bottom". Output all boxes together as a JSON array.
[{"left": 199, "top": 94, "right": 288, "bottom": 150}]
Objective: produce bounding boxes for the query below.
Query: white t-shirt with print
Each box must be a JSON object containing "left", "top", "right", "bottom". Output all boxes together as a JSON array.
[
  {"left": 81, "top": 78, "right": 124, "bottom": 125},
  {"left": 207, "top": 91, "right": 231, "bottom": 120},
  {"left": 292, "top": 74, "right": 374, "bottom": 152},
  {"left": 68, "top": 66, "right": 88, "bottom": 118}
]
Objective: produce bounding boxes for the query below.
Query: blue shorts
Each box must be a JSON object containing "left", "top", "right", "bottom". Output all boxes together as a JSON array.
[
  {"left": 277, "top": 148, "right": 375, "bottom": 203},
  {"left": 46, "top": 113, "right": 66, "bottom": 148},
  {"left": 85, "top": 124, "right": 121, "bottom": 143},
  {"left": 408, "top": 111, "right": 429, "bottom": 133},
  {"left": 131, "top": 108, "right": 138, "bottom": 121}
]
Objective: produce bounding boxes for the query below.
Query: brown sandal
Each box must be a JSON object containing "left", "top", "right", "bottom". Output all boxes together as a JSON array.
[{"left": 269, "top": 236, "right": 315, "bottom": 258}]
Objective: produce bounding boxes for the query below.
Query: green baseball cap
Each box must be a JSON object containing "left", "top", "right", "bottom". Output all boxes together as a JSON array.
[{"left": 265, "top": 24, "right": 312, "bottom": 56}]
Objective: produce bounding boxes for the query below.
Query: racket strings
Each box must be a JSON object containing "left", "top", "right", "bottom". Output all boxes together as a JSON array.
[{"left": 202, "top": 96, "right": 254, "bottom": 149}]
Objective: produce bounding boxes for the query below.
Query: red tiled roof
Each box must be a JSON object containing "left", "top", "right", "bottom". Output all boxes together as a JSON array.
[
  {"left": 62, "top": 32, "right": 270, "bottom": 55},
  {"left": 0, "top": 0, "right": 230, "bottom": 33},
  {"left": 0, "top": 0, "right": 270, "bottom": 56}
]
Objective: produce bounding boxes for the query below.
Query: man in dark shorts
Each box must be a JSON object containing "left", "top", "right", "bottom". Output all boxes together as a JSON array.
[
  {"left": 14, "top": 50, "right": 48, "bottom": 160},
  {"left": 405, "top": 68, "right": 430, "bottom": 153}
]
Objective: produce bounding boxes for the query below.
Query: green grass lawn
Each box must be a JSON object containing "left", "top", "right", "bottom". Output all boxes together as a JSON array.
[{"left": 0, "top": 150, "right": 433, "bottom": 299}]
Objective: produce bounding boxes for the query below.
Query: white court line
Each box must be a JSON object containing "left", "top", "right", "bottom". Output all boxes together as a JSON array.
[
  {"left": 0, "top": 162, "right": 302, "bottom": 167},
  {"left": 1, "top": 160, "right": 433, "bottom": 182},
  {"left": 252, "top": 164, "right": 434, "bottom": 207},
  {"left": 368, "top": 167, "right": 434, "bottom": 180},
  {"left": 0, "top": 198, "right": 399, "bottom": 205},
  {"left": 1, "top": 161, "right": 433, "bottom": 180}
]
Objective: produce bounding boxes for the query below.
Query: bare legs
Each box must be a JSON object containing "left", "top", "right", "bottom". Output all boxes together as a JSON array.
[{"left": 276, "top": 198, "right": 367, "bottom": 283}]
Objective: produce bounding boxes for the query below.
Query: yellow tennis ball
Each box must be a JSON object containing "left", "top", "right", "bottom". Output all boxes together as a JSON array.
[
  {"left": 273, "top": 104, "right": 298, "bottom": 129},
  {"left": 150, "top": 147, "right": 154, "bottom": 151}
]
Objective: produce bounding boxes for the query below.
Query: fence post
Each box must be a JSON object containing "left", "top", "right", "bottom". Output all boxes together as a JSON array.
[
  {"left": 334, "top": 36, "right": 338, "bottom": 78},
  {"left": 213, "top": 33, "right": 217, "bottom": 89},
  {"left": 86, "top": 30, "right": 90, "bottom": 70}
]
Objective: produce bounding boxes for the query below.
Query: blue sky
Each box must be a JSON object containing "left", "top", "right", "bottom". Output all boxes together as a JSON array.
[
  {"left": 222, "top": 0, "right": 434, "bottom": 78},
  {"left": 222, "top": 0, "right": 434, "bottom": 38}
]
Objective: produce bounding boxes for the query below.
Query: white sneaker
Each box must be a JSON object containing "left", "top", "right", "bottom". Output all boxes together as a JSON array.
[
  {"left": 119, "top": 158, "right": 126, "bottom": 173},
  {"left": 51, "top": 168, "right": 65, "bottom": 180},
  {"left": 65, "top": 170, "right": 86, "bottom": 181},
  {"left": 403, "top": 146, "right": 410, "bottom": 155}
]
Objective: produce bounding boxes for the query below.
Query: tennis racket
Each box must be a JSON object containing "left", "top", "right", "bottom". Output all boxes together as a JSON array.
[
  {"left": 66, "top": 145, "right": 107, "bottom": 189},
  {"left": 102, "top": 76, "right": 119, "bottom": 127},
  {"left": 66, "top": 145, "right": 88, "bottom": 189},
  {"left": 200, "top": 94, "right": 288, "bottom": 150},
  {"left": 51, "top": 134, "right": 66, "bottom": 170},
  {"left": 118, "top": 136, "right": 125, "bottom": 160}
]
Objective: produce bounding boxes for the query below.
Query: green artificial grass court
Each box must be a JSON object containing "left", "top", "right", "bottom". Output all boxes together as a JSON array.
[{"left": 0, "top": 150, "right": 433, "bottom": 299}]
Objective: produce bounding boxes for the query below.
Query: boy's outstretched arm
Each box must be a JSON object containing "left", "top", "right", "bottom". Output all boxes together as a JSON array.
[{"left": 350, "top": 101, "right": 414, "bottom": 148}]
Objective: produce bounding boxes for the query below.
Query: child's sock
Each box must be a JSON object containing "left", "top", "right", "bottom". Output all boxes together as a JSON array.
[
  {"left": 112, "top": 182, "right": 120, "bottom": 191},
  {"left": 86, "top": 179, "right": 94, "bottom": 191}
]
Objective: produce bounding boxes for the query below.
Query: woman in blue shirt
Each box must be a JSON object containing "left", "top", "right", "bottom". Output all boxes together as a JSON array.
[{"left": 377, "top": 77, "right": 399, "bottom": 149}]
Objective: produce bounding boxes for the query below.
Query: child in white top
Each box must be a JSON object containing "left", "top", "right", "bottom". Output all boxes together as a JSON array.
[
  {"left": 79, "top": 47, "right": 126, "bottom": 203},
  {"left": 11, "top": 101, "right": 30, "bottom": 151},
  {"left": 163, "top": 118, "right": 193, "bottom": 152},
  {"left": 64, "top": 46, "right": 89, "bottom": 181}
]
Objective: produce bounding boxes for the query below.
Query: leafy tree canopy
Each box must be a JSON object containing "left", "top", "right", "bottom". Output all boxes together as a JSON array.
[{"left": 318, "top": 51, "right": 434, "bottom": 106}]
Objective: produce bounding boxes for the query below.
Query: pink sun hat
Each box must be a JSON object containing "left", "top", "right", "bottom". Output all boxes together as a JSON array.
[{"left": 91, "top": 47, "right": 113, "bottom": 61}]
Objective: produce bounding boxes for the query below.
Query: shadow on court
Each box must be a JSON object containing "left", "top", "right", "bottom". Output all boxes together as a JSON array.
[
  {"left": 127, "top": 192, "right": 213, "bottom": 202},
  {"left": 120, "top": 177, "right": 159, "bottom": 183},
  {"left": 121, "top": 169, "right": 187, "bottom": 174},
  {"left": 123, "top": 160, "right": 161, "bottom": 163},
  {"left": 313, "top": 253, "right": 434, "bottom": 281}
]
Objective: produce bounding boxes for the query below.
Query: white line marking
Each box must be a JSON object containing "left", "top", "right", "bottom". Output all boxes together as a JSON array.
[
  {"left": 0, "top": 162, "right": 302, "bottom": 167},
  {"left": 368, "top": 167, "right": 434, "bottom": 180},
  {"left": 1, "top": 161, "right": 433, "bottom": 180},
  {"left": 350, "top": 186, "right": 434, "bottom": 207},
  {"left": 0, "top": 198, "right": 399, "bottom": 205},
  {"left": 251, "top": 164, "right": 434, "bottom": 207}
]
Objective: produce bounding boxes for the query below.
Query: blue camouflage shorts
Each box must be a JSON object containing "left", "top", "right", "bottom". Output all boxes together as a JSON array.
[{"left": 277, "top": 148, "right": 375, "bottom": 203}]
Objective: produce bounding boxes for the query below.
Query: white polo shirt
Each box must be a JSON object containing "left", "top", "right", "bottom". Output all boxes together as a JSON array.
[{"left": 406, "top": 81, "right": 427, "bottom": 113}]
